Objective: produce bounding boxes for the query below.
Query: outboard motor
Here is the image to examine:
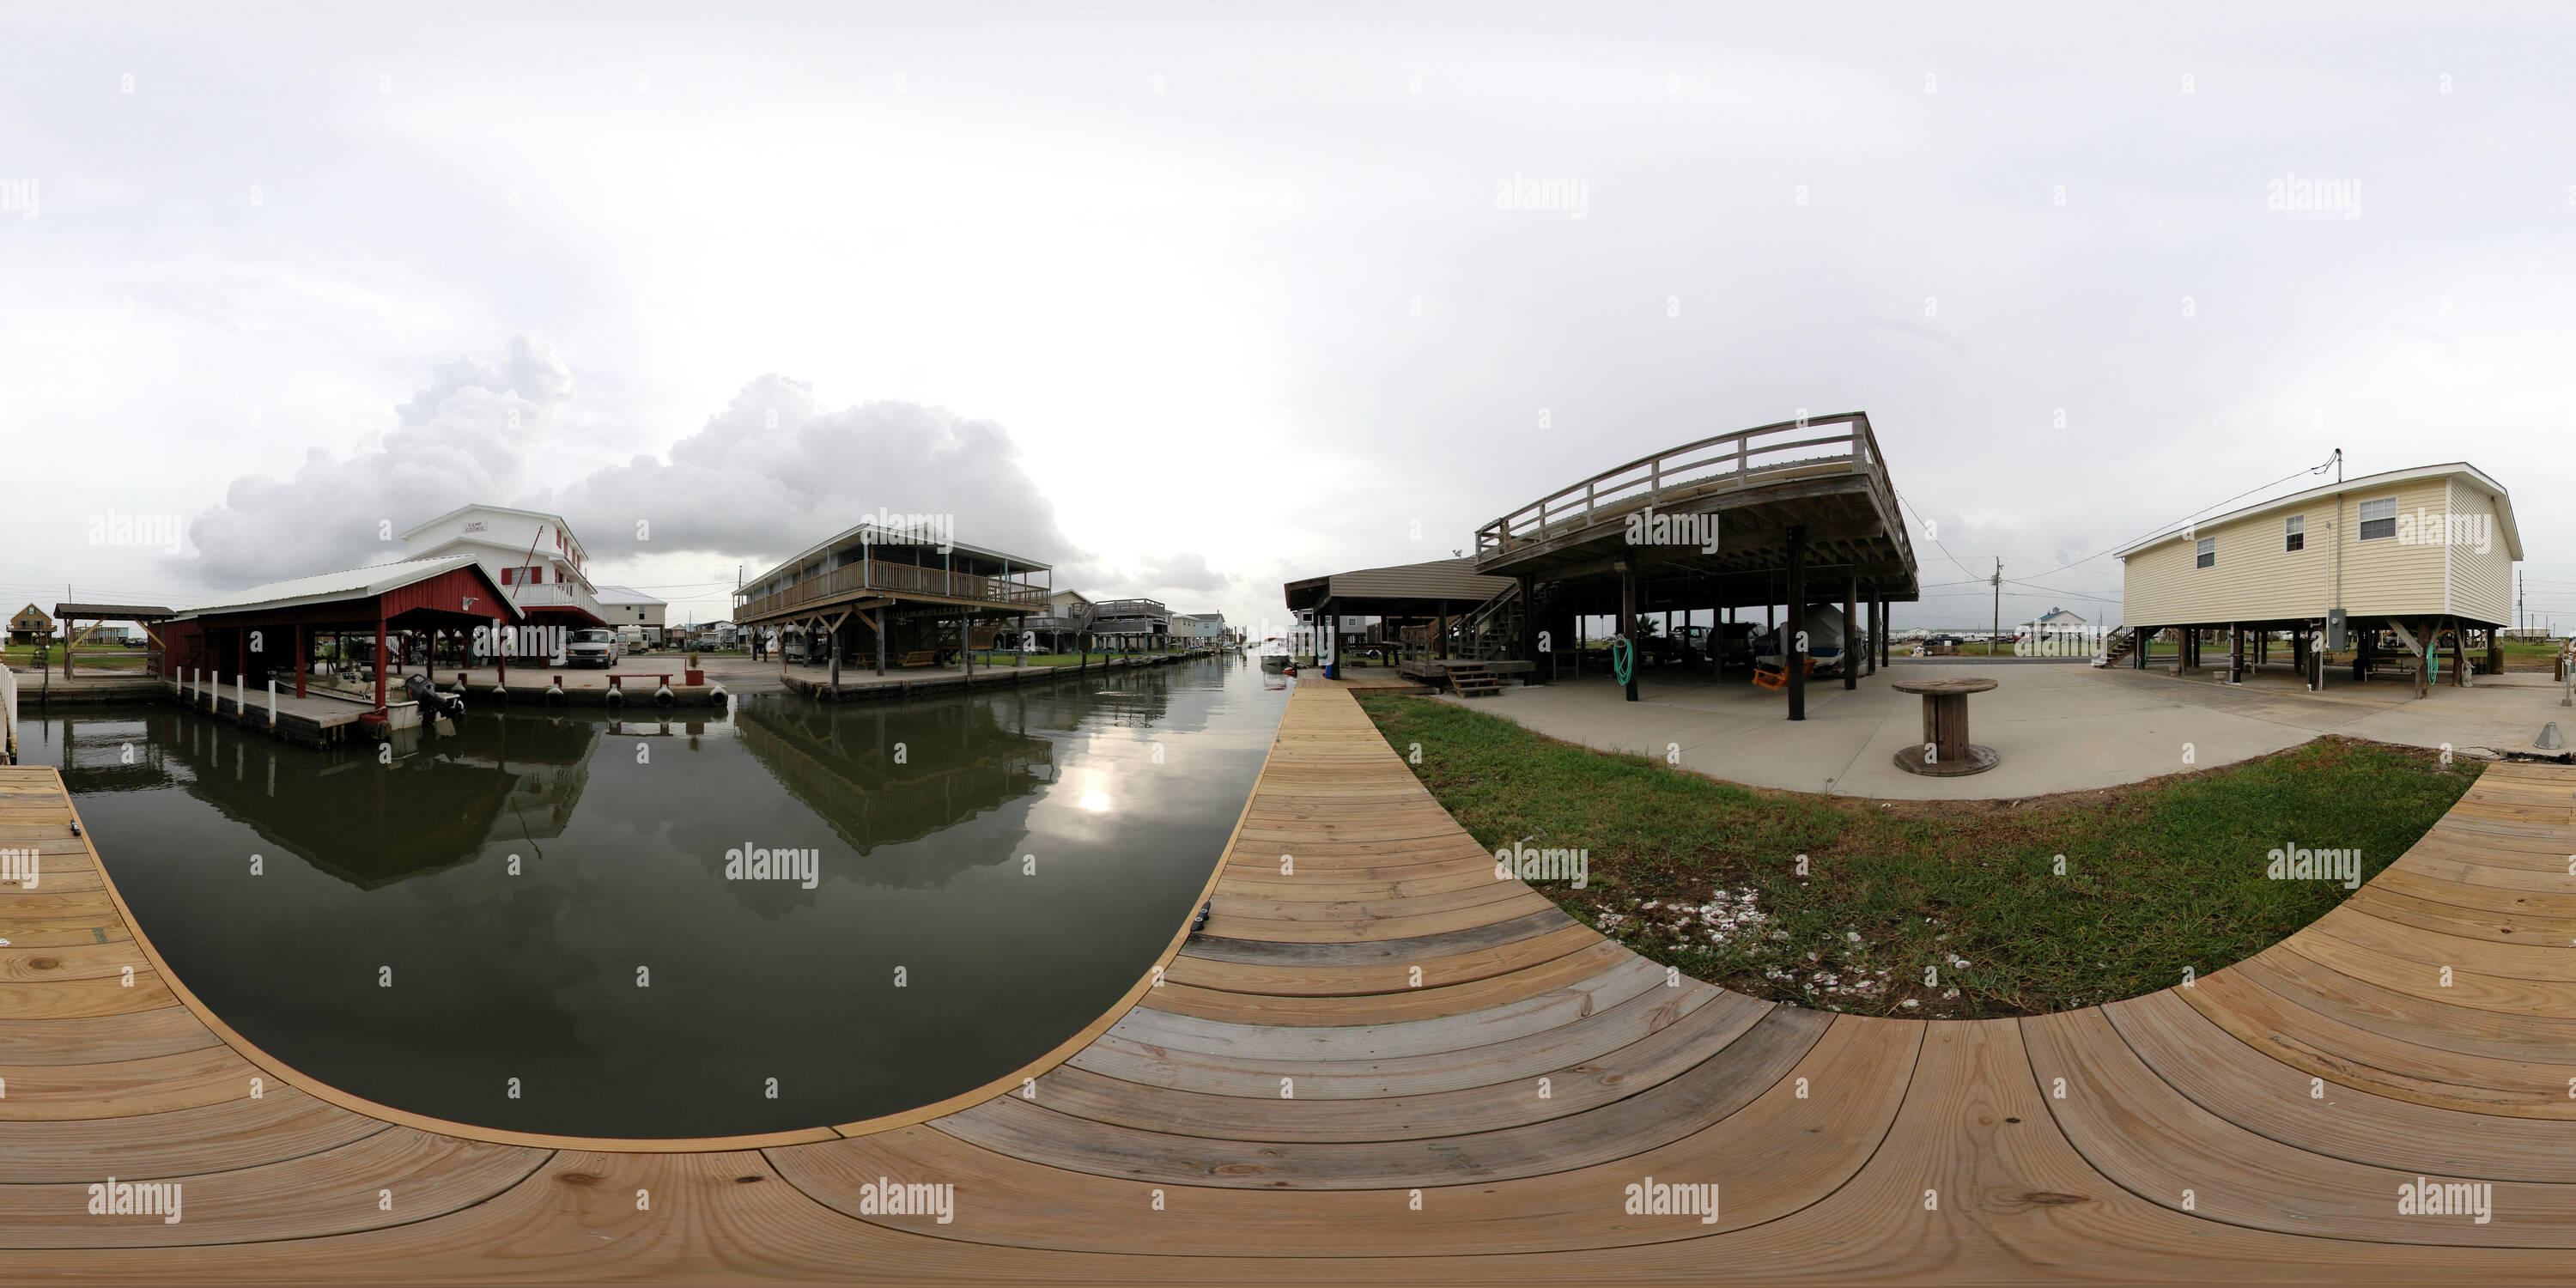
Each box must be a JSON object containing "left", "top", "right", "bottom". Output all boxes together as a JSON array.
[{"left": 403, "top": 672, "right": 465, "bottom": 722}]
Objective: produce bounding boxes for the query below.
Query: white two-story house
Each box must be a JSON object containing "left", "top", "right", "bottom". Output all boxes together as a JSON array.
[{"left": 401, "top": 504, "right": 606, "bottom": 628}]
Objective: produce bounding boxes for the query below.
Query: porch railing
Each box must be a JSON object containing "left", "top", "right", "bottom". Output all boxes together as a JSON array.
[
  {"left": 1474, "top": 412, "right": 1890, "bottom": 562},
  {"left": 736, "top": 559, "right": 1050, "bottom": 622}
]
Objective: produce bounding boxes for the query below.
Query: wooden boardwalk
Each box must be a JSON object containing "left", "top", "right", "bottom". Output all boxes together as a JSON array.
[{"left": 4, "top": 682, "right": 2576, "bottom": 1281}]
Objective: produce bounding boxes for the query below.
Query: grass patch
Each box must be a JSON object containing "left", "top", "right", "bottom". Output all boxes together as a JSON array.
[{"left": 1358, "top": 693, "right": 2480, "bottom": 1018}]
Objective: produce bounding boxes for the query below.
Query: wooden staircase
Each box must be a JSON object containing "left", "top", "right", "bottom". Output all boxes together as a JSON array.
[
  {"left": 2093, "top": 625, "right": 2137, "bottom": 668},
  {"left": 1446, "top": 661, "right": 1506, "bottom": 698}
]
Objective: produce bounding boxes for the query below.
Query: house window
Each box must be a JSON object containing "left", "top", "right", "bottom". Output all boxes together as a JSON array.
[
  {"left": 2359, "top": 497, "right": 2397, "bottom": 541},
  {"left": 2196, "top": 537, "right": 2215, "bottom": 569},
  {"left": 2284, "top": 514, "right": 2305, "bottom": 552}
]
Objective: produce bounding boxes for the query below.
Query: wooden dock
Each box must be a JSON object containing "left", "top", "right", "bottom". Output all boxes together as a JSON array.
[
  {"left": 6, "top": 684, "right": 2576, "bottom": 1280},
  {"left": 777, "top": 647, "right": 1220, "bottom": 702}
]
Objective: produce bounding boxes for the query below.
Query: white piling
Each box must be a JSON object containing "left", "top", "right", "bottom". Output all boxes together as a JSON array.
[{"left": 268, "top": 678, "right": 278, "bottom": 727}]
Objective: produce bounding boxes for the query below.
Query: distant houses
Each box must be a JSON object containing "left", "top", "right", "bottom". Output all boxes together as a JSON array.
[
  {"left": 1174, "top": 611, "right": 1232, "bottom": 645},
  {"left": 8, "top": 603, "right": 51, "bottom": 646},
  {"left": 732, "top": 519, "right": 1052, "bottom": 675},
  {"left": 594, "top": 586, "right": 667, "bottom": 644}
]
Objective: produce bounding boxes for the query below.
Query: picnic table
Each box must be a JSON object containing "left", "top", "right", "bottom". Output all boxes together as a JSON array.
[{"left": 1890, "top": 676, "right": 1999, "bottom": 776}]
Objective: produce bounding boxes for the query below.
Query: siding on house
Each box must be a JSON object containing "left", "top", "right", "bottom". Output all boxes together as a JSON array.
[
  {"left": 2445, "top": 477, "right": 2513, "bottom": 624},
  {"left": 2121, "top": 474, "right": 2464, "bottom": 626}
]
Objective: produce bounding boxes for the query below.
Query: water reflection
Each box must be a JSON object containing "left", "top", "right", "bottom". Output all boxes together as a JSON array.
[{"left": 23, "top": 657, "right": 1280, "bottom": 1138}]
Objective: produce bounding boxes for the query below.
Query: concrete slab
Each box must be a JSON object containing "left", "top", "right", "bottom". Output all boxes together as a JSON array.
[{"left": 1444, "top": 660, "right": 2576, "bottom": 799}]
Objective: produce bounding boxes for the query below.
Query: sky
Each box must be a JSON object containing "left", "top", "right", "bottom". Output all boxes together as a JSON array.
[{"left": 4, "top": 2, "right": 2573, "bottom": 636}]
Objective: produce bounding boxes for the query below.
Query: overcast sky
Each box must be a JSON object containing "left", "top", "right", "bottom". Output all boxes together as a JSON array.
[{"left": 5, "top": 3, "right": 2572, "bottom": 635}]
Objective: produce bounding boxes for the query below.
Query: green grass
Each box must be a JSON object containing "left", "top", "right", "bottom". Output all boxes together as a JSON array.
[
  {"left": 4, "top": 644, "right": 146, "bottom": 670},
  {"left": 1357, "top": 693, "right": 2480, "bottom": 1018}
]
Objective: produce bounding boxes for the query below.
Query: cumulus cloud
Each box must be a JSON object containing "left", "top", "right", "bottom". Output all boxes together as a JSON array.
[
  {"left": 184, "top": 336, "right": 573, "bottom": 583},
  {"left": 528, "top": 374, "right": 1076, "bottom": 569},
  {"left": 179, "top": 343, "right": 1078, "bottom": 592},
  {"left": 1122, "top": 551, "right": 1232, "bottom": 594}
]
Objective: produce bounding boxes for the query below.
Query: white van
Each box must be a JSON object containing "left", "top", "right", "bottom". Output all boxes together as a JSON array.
[{"left": 566, "top": 627, "right": 623, "bottom": 668}]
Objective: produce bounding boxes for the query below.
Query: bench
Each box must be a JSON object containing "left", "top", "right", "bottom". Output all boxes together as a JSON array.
[
  {"left": 605, "top": 672, "right": 674, "bottom": 690},
  {"left": 900, "top": 651, "right": 940, "bottom": 668}
]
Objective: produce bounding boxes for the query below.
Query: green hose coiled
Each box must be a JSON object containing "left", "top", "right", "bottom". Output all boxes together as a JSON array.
[{"left": 1610, "top": 637, "right": 1635, "bottom": 685}]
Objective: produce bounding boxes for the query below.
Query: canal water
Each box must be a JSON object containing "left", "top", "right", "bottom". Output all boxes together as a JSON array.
[{"left": 16, "top": 656, "right": 1283, "bottom": 1139}]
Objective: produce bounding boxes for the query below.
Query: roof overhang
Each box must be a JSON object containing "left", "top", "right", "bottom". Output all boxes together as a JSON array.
[
  {"left": 174, "top": 556, "right": 527, "bottom": 623},
  {"left": 744, "top": 521, "right": 1053, "bottom": 591}
]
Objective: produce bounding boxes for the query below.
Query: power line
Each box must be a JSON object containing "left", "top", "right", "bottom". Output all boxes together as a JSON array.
[{"left": 2013, "top": 450, "right": 2345, "bottom": 581}]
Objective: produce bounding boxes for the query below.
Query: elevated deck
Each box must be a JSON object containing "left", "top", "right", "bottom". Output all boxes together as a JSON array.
[
  {"left": 1474, "top": 412, "right": 1921, "bottom": 615},
  {"left": 6, "top": 687, "right": 2576, "bottom": 1280}
]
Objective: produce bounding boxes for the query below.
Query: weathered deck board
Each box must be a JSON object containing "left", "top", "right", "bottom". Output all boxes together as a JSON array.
[{"left": 6, "top": 696, "right": 2576, "bottom": 1279}]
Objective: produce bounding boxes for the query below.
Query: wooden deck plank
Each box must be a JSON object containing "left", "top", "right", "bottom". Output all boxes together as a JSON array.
[
  {"left": 8, "top": 686, "right": 2576, "bottom": 1279},
  {"left": 2110, "top": 990, "right": 2576, "bottom": 1182}
]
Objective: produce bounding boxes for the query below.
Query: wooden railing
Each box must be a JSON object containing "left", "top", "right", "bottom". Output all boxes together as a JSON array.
[
  {"left": 736, "top": 559, "right": 1050, "bottom": 622},
  {"left": 1474, "top": 412, "right": 1888, "bottom": 561},
  {"left": 2, "top": 661, "right": 17, "bottom": 765}
]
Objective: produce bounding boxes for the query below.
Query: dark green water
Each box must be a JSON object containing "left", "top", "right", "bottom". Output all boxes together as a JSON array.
[{"left": 19, "top": 657, "right": 1283, "bottom": 1138}]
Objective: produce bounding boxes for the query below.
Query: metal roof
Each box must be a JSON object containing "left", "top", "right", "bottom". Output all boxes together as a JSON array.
[
  {"left": 52, "top": 603, "right": 178, "bottom": 621},
  {"left": 2112, "top": 462, "right": 2523, "bottom": 562},
  {"left": 175, "top": 556, "right": 525, "bottom": 620},
  {"left": 592, "top": 585, "right": 666, "bottom": 606},
  {"left": 744, "top": 520, "right": 1054, "bottom": 591},
  {"left": 1285, "top": 557, "right": 1515, "bottom": 613}
]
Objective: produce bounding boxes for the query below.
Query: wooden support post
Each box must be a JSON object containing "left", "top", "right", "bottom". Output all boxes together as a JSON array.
[
  {"left": 829, "top": 617, "right": 841, "bottom": 690},
  {"left": 1844, "top": 576, "right": 1859, "bottom": 690},
  {"left": 1785, "top": 526, "right": 1806, "bottom": 721},
  {"left": 963, "top": 615, "right": 975, "bottom": 677},
  {"left": 295, "top": 624, "right": 307, "bottom": 698},
  {"left": 373, "top": 611, "right": 388, "bottom": 713},
  {"left": 1504, "top": 574, "right": 1525, "bottom": 675},
  {"left": 1619, "top": 564, "right": 1639, "bottom": 703},
  {"left": 2230, "top": 623, "right": 2243, "bottom": 683},
  {"left": 1437, "top": 598, "right": 1449, "bottom": 661},
  {"left": 2450, "top": 618, "right": 2470, "bottom": 689},
  {"left": 875, "top": 609, "right": 888, "bottom": 675},
  {"left": 2414, "top": 618, "right": 2431, "bottom": 697}
]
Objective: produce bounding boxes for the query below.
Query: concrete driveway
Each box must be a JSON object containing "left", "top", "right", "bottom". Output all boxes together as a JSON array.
[{"left": 1442, "top": 661, "right": 2571, "bottom": 799}]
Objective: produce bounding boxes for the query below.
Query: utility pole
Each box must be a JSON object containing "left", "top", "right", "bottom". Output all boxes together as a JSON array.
[{"left": 1989, "top": 558, "right": 2002, "bottom": 658}]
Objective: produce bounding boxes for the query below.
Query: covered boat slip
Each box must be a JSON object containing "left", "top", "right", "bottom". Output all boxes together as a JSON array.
[
  {"left": 1282, "top": 557, "right": 1535, "bottom": 684},
  {"left": 1472, "top": 411, "right": 1922, "bottom": 716},
  {"left": 2111, "top": 462, "right": 2524, "bottom": 697},
  {"left": 153, "top": 556, "right": 527, "bottom": 744},
  {"left": 732, "top": 520, "right": 1053, "bottom": 684}
]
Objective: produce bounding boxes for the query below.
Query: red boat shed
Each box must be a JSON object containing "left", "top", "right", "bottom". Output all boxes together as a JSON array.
[{"left": 161, "top": 556, "right": 527, "bottom": 714}]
